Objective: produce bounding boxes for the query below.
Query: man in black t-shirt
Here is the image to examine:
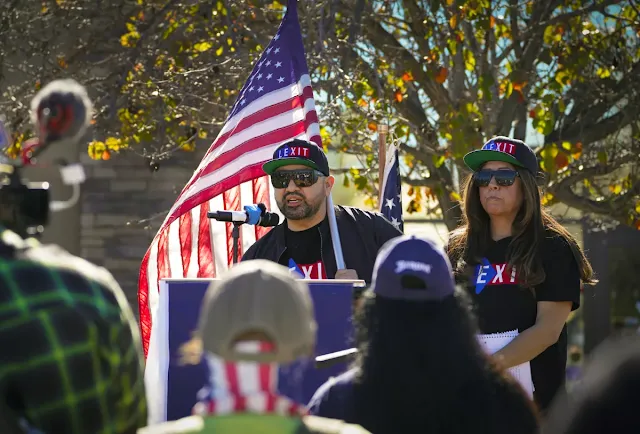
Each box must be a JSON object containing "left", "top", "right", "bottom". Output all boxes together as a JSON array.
[{"left": 242, "top": 139, "right": 401, "bottom": 283}]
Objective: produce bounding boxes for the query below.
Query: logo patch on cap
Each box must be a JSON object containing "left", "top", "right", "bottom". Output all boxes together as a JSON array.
[
  {"left": 275, "top": 146, "right": 310, "bottom": 159},
  {"left": 395, "top": 260, "right": 432, "bottom": 275},
  {"left": 482, "top": 140, "right": 517, "bottom": 155}
]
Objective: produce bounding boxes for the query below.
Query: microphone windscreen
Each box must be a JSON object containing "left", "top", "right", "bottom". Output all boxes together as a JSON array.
[
  {"left": 30, "top": 79, "right": 93, "bottom": 146},
  {"left": 261, "top": 213, "right": 280, "bottom": 227}
]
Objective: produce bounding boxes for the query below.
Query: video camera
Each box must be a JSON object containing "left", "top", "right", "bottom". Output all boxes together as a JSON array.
[{"left": 0, "top": 79, "right": 91, "bottom": 237}]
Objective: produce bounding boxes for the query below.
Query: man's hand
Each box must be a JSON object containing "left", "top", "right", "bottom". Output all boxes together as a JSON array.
[{"left": 335, "top": 269, "right": 359, "bottom": 280}]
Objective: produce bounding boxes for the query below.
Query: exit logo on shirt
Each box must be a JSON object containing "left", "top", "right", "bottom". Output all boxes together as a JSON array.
[
  {"left": 288, "top": 259, "right": 327, "bottom": 279},
  {"left": 474, "top": 258, "right": 519, "bottom": 294}
]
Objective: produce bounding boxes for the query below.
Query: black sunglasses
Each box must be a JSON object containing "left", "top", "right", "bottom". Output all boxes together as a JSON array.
[
  {"left": 271, "top": 169, "right": 324, "bottom": 189},
  {"left": 473, "top": 169, "right": 519, "bottom": 187}
]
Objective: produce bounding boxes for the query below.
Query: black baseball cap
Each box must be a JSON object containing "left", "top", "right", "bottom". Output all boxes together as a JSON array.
[
  {"left": 263, "top": 139, "right": 330, "bottom": 176},
  {"left": 463, "top": 136, "right": 539, "bottom": 174}
]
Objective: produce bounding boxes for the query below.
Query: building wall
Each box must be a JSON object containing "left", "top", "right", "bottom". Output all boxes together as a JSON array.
[{"left": 79, "top": 148, "right": 206, "bottom": 315}]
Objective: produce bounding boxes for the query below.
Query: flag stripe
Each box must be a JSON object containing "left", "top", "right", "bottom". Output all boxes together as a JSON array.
[
  {"left": 197, "top": 103, "right": 318, "bottom": 180},
  {"left": 252, "top": 177, "right": 272, "bottom": 240},
  {"left": 186, "top": 207, "right": 199, "bottom": 278},
  {"left": 178, "top": 213, "right": 192, "bottom": 277},
  {"left": 223, "top": 186, "right": 242, "bottom": 267},
  {"left": 200, "top": 80, "right": 314, "bottom": 163},
  {"left": 202, "top": 75, "right": 312, "bottom": 161},
  {"left": 197, "top": 201, "right": 215, "bottom": 278}
]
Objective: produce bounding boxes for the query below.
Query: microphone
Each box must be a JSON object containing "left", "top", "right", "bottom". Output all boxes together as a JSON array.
[
  {"left": 207, "top": 203, "right": 280, "bottom": 227},
  {"left": 29, "top": 79, "right": 93, "bottom": 154}
]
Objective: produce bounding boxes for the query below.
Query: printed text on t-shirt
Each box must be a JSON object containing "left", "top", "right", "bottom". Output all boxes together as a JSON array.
[
  {"left": 474, "top": 258, "right": 519, "bottom": 294},
  {"left": 293, "top": 260, "right": 327, "bottom": 279}
]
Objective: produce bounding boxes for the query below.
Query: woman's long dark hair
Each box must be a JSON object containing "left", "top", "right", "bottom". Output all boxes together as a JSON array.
[
  {"left": 447, "top": 169, "right": 596, "bottom": 288},
  {"left": 350, "top": 288, "right": 539, "bottom": 434}
]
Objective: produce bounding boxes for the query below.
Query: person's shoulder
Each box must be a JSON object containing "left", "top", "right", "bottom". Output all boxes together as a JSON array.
[
  {"left": 14, "top": 239, "right": 134, "bottom": 314},
  {"left": 22, "top": 242, "right": 116, "bottom": 287},
  {"left": 335, "top": 205, "right": 377, "bottom": 220},
  {"left": 541, "top": 230, "right": 574, "bottom": 256},
  {"left": 309, "top": 368, "right": 356, "bottom": 408},
  {"left": 335, "top": 206, "right": 395, "bottom": 229}
]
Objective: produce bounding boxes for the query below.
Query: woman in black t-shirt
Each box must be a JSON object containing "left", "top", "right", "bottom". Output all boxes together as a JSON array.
[{"left": 446, "top": 136, "right": 596, "bottom": 412}]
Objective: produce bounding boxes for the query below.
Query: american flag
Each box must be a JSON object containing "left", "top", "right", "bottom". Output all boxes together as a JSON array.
[
  {"left": 138, "top": 0, "right": 321, "bottom": 357},
  {"left": 379, "top": 143, "right": 404, "bottom": 233}
]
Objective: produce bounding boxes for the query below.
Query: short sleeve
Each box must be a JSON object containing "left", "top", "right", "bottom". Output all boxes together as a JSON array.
[{"left": 535, "top": 236, "right": 581, "bottom": 310}]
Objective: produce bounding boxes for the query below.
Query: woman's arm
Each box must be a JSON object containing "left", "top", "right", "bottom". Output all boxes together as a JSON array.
[{"left": 493, "top": 301, "right": 572, "bottom": 369}]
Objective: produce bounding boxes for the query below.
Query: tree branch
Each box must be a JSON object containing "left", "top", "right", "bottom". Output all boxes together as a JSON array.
[
  {"left": 404, "top": 177, "right": 441, "bottom": 187},
  {"left": 495, "top": 0, "right": 621, "bottom": 65},
  {"left": 545, "top": 103, "right": 639, "bottom": 145},
  {"left": 360, "top": 13, "right": 452, "bottom": 117}
]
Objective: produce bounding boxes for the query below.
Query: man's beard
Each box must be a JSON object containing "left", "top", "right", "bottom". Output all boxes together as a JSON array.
[{"left": 277, "top": 193, "right": 323, "bottom": 220}]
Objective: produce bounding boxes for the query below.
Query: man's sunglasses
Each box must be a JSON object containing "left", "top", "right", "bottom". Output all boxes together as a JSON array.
[
  {"left": 271, "top": 169, "right": 324, "bottom": 189},
  {"left": 473, "top": 169, "right": 519, "bottom": 187}
]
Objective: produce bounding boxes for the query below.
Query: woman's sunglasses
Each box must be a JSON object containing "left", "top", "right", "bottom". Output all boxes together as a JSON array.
[
  {"left": 473, "top": 169, "right": 519, "bottom": 187},
  {"left": 271, "top": 169, "right": 324, "bottom": 189}
]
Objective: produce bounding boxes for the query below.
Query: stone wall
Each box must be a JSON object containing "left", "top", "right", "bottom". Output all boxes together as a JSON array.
[{"left": 79, "top": 148, "right": 207, "bottom": 316}]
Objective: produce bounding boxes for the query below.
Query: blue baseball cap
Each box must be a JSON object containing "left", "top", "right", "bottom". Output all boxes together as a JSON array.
[{"left": 370, "top": 235, "right": 455, "bottom": 301}]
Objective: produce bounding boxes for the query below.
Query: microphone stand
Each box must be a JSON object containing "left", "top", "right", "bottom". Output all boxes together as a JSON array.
[{"left": 231, "top": 221, "right": 243, "bottom": 265}]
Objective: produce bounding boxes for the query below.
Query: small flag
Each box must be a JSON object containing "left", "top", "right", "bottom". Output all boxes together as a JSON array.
[{"left": 379, "top": 143, "right": 404, "bottom": 232}]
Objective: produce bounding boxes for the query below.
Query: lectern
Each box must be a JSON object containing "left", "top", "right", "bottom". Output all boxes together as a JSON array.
[{"left": 145, "top": 278, "right": 363, "bottom": 424}]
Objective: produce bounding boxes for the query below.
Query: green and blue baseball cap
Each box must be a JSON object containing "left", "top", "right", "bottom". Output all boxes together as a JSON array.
[{"left": 463, "top": 136, "right": 539, "bottom": 174}]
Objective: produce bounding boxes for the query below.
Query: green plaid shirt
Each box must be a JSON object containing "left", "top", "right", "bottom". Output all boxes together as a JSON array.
[{"left": 0, "top": 227, "right": 147, "bottom": 434}]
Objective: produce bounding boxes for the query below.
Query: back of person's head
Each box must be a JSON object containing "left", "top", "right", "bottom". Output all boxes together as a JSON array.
[
  {"left": 352, "top": 235, "right": 538, "bottom": 434},
  {"left": 542, "top": 335, "right": 640, "bottom": 434},
  {"left": 193, "top": 260, "right": 317, "bottom": 417},
  {"left": 199, "top": 259, "right": 317, "bottom": 364}
]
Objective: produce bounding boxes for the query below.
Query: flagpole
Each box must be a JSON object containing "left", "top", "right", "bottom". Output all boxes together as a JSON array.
[
  {"left": 377, "top": 123, "right": 389, "bottom": 206},
  {"left": 326, "top": 195, "right": 345, "bottom": 270}
]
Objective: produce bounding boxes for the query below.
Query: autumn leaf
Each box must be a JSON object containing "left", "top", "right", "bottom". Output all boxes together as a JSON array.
[
  {"left": 555, "top": 152, "right": 569, "bottom": 169},
  {"left": 512, "top": 81, "right": 527, "bottom": 92},
  {"left": 449, "top": 191, "right": 461, "bottom": 202},
  {"left": 541, "top": 192, "right": 554, "bottom": 206},
  {"left": 102, "top": 149, "right": 111, "bottom": 160},
  {"left": 368, "top": 122, "right": 377, "bottom": 132},
  {"left": 105, "top": 137, "right": 123, "bottom": 151},
  {"left": 402, "top": 72, "right": 414, "bottom": 82},
  {"left": 87, "top": 141, "right": 106, "bottom": 160},
  {"left": 609, "top": 184, "right": 622, "bottom": 194},
  {"left": 449, "top": 14, "right": 458, "bottom": 29},
  {"left": 529, "top": 109, "right": 536, "bottom": 118},
  {"left": 406, "top": 198, "right": 422, "bottom": 213},
  {"left": 489, "top": 16, "right": 496, "bottom": 28},
  {"left": 194, "top": 42, "right": 213, "bottom": 52},
  {"left": 435, "top": 67, "right": 448, "bottom": 84},
  {"left": 394, "top": 90, "right": 403, "bottom": 102},
  {"left": 57, "top": 56, "right": 67, "bottom": 69}
]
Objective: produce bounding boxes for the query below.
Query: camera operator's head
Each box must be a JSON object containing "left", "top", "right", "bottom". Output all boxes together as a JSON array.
[{"left": 0, "top": 79, "right": 91, "bottom": 239}]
